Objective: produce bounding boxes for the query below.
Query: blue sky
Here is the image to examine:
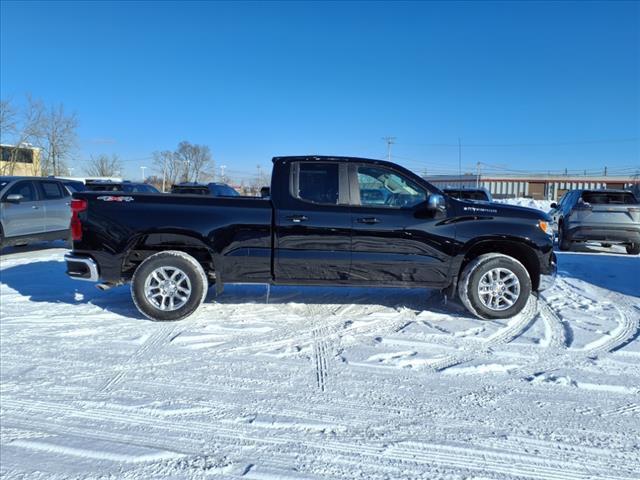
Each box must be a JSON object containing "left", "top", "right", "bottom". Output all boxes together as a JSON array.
[{"left": 1, "top": 1, "right": 638, "bottom": 180}]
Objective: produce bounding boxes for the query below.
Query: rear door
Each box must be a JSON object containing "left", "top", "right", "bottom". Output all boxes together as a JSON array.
[
  {"left": 37, "top": 180, "right": 71, "bottom": 232},
  {"left": 274, "top": 161, "right": 352, "bottom": 282},
  {"left": 1, "top": 180, "right": 45, "bottom": 237},
  {"left": 349, "top": 164, "right": 451, "bottom": 286}
]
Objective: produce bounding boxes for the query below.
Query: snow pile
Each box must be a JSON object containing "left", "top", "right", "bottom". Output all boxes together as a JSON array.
[{"left": 494, "top": 197, "right": 553, "bottom": 213}]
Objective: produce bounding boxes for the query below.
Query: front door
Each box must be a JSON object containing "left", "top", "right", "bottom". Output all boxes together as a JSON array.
[
  {"left": 1, "top": 180, "right": 45, "bottom": 237},
  {"left": 275, "top": 161, "right": 352, "bottom": 282},
  {"left": 349, "top": 164, "right": 451, "bottom": 287}
]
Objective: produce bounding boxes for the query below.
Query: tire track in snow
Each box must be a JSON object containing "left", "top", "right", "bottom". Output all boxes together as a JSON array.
[
  {"left": 219, "top": 304, "right": 390, "bottom": 356},
  {"left": 100, "top": 321, "right": 188, "bottom": 393},
  {"left": 312, "top": 329, "right": 330, "bottom": 392},
  {"left": 429, "top": 295, "right": 538, "bottom": 372},
  {"left": 543, "top": 278, "right": 639, "bottom": 355},
  {"left": 537, "top": 299, "right": 567, "bottom": 349},
  {"left": 4, "top": 398, "right": 636, "bottom": 480}
]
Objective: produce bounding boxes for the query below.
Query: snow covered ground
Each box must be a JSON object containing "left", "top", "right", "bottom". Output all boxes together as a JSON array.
[{"left": 1, "top": 242, "right": 639, "bottom": 479}]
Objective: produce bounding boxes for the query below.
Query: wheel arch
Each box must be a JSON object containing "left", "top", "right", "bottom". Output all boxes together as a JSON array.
[
  {"left": 458, "top": 237, "right": 542, "bottom": 291},
  {"left": 122, "top": 231, "right": 218, "bottom": 282}
]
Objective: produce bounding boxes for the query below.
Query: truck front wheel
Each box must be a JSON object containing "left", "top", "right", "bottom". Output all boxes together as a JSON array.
[
  {"left": 458, "top": 253, "right": 532, "bottom": 320},
  {"left": 131, "top": 250, "right": 208, "bottom": 321}
]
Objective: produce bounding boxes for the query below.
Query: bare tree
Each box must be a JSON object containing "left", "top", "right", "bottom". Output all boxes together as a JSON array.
[
  {"left": 152, "top": 150, "right": 181, "bottom": 191},
  {"left": 0, "top": 98, "right": 18, "bottom": 143},
  {"left": 0, "top": 96, "right": 46, "bottom": 175},
  {"left": 84, "top": 154, "right": 122, "bottom": 177},
  {"left": 40, "top": 103, "right": 78, "bottom": 176},
  {"left": 173, "top": 141, "right": 213, "bottom": 183}
]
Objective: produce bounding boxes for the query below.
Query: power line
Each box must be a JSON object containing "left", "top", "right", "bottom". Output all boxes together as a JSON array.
[{"left": 398, "top": 137, "right": 639, "bottom": 148}]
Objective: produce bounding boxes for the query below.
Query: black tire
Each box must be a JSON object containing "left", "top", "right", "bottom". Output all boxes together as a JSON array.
[
  {"left": 131, "top": 250, "right": 208, "bottom": 321},
  {"left": 557, "top": 221, "right": 571, "bottom": 251},
  {"left": 626, "top": 243, "right": 640, "bottom": 255},
  {"left": 458, "top": 253, "right": 532, "bottom": 320}
]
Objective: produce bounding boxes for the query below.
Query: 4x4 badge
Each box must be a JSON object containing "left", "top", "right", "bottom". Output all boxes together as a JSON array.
[{"left": 96, "top": 196, "right": 134, "bottom": 202}]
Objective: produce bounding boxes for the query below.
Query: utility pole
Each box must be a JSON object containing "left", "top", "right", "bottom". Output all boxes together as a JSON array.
[
  {"left": 219, "top": 164, "right": 227, "bottom": 181},
  {"left": 140, "top": 166, "right": 147, "bottom": 182},
  {"left": 604, "top": 166, "right": 608, "bottom": 176},
  {"left": 382, "top": 136, "right": 396, "bottom": 162},
  {"left": 458, "top": 137, "right": 462, "bottom": 187},
  {"left": 476, "top": 161, "right": 481, "bottom": 188},
  {"left": 162, "top": 158, "right": 167, "bottom": 192}
]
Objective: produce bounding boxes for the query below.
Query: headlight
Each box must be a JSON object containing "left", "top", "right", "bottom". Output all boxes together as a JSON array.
[{"left": 538, "top": 220, "right": 553, "bottom": 236}]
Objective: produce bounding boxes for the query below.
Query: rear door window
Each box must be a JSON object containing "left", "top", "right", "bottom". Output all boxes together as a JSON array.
[
  {"left": 581, "top": 192, "right": 637, "bottom": 205},
  {"left": 39, "top": 181, "right": 65, "bottom": 200},
  {"left": 293, "top": 163, "right": 340, "bottom": 205}
]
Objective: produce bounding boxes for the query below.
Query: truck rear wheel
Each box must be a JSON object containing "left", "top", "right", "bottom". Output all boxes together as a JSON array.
[
  {"left": 627, "top": 243, "right": 640, "bottom": 255},
  {"left": 131, "top": 250, "right": 208, "bottom": 321},
  {"left": 458, "top": 253, "right": 532, "bottom": 320}
]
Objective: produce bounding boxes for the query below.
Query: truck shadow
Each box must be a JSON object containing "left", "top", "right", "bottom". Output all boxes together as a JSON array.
[
  {"left": 212, "top": 283, "right": 466, "bottom": 316},
  {"left": 0, "top": 260, "right": 147, "bottom": 320},
  {"left": 555, "top": 252, "right": 640, "bottom": 297},
  {"left": 1, "top": 259, "right": 459, "bottom": 320}
]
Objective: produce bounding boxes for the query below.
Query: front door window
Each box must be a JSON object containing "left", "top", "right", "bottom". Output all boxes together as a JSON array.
[{"left": 356, "top": 166, "right": 426, "bottom": 208}]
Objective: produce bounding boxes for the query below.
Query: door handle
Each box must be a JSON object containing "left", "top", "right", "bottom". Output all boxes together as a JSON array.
[
  {"left": 286, "top": 215, "right": 308, "bottom": 223},
  {"left": 356, "top": 217, "right": 380, "bottom": 224},
  {"left": 31, "top": 205, "right": 40, "bottom": 209}
]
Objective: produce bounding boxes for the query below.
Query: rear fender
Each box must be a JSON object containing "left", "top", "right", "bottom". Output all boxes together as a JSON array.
[{"left": 122, "top": 231, "right": 219, "bottom": 282}]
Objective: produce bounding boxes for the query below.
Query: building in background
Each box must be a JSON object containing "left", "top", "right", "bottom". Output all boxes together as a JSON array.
[
  {"left": 0, "top": 144, "right": 41, "bottom": 176},
  {"left": 425, "top": 173, "right": 640, "bottom": 201}
]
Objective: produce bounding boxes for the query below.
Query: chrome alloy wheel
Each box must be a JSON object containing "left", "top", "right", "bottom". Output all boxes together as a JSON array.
[
  {"left": 144, "top": 266, "right": 192, "bottom": 311},
  {"left": 477, "top": 267, "right": 521, "bottom": 311}
]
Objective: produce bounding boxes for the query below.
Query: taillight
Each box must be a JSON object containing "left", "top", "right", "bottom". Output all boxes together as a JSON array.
[{"left": 70, "top": 198, "right": 87, "bottom": 241}]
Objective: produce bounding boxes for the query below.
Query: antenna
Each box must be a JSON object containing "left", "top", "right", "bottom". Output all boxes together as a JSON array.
[{"left": 382, "top": 136, "right": 396, "bottom": 162}]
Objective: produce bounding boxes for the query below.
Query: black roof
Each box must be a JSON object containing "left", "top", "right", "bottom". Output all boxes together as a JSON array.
[{"left": 273, "top": 155, "right": 390, "bottom": 164}]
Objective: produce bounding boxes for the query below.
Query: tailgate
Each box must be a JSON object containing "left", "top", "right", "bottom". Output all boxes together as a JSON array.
[{"left": 573, "top": 202, "right": 640, "bottom": 226}]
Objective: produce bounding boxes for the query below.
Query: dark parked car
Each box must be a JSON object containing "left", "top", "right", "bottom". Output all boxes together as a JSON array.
[
  {"left": 549, "top": 189, "right": 640, "bottom": 254},
  {"left": 171, "top": 182, "right": 239, "bottom": 197},
  {"left": 1, "top": 176, "right": 71, "bottom": 248},
  {"left": 85, "top": 180, "right": 159, "bottom": 193},
  {"left": 65, "top": 156, "right": 556, "bottom": 322},
  {"left": 444, "top": 187, "right": 493, "bottom": 202},
  {"left": 58, "top": 179, "right": 86, "bottom": 194}
]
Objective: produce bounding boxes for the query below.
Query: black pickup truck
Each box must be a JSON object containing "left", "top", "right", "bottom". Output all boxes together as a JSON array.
[{"left": 65, "top": 156, "right": 556, "bottom": 321}]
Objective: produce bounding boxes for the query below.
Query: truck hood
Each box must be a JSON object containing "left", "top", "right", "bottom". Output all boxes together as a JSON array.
[{"left": 452, "top": 198, "right": 551, "bottom": 221}]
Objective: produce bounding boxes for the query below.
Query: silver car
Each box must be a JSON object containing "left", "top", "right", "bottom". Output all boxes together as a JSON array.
[
  {"left": 0, "top": 176, "right": 72, "bottom": 250},
  {"left": 549, "top": 189, "right": 640, "bottom": 254}
]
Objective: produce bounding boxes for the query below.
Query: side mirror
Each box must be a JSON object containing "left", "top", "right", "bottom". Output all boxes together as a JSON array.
[
  {"left": 4, "top": 194, "right": 24, "bottom": 204},
  {"left": 260, "top": 187, "right": 270, "bottom": 198},
  {"left": 415, "top": 194, "right": 446, "bottom": 218},
  {"left": 550, "top": 202, "right": 558, "bottom": 209},
  {"left": 427, "top": 193, "right": 446, "bottom": 211}
]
